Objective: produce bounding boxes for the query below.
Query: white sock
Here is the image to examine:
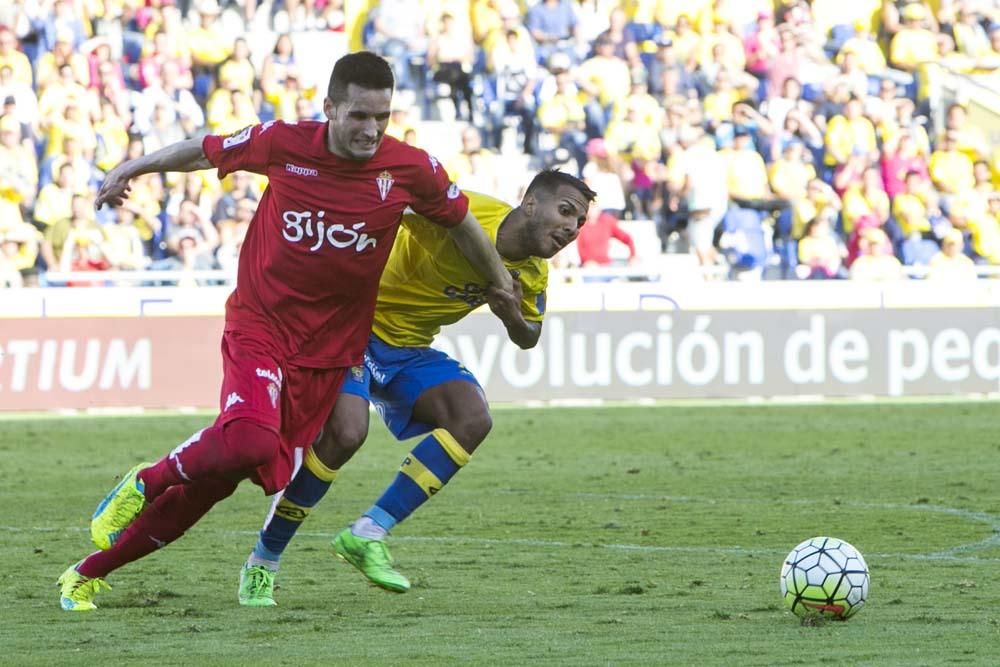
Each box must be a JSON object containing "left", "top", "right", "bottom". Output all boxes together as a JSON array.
[
  {"left": 351, "top": 516, "right": 388, "bottom": 540},
  {"left": 246, "top": 553, "right": 280, "bottom": 571}
]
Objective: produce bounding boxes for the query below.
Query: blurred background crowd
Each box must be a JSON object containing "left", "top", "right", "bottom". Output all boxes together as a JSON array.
[{"left": 2, "top": 0, "right": 1000, "bottom": 288}]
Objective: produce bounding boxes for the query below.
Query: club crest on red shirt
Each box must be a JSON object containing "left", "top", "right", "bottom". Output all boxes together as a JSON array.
[{"left": 376, "top": 170, "right": 394, "bottom": 201}]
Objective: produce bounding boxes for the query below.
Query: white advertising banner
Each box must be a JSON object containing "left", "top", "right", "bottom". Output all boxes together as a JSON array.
[{"left": 436, "top": 310, "right": 1000, "bottom": 401}]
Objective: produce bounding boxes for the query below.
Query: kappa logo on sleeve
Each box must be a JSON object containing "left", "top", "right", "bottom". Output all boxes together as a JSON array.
[
  {"left": 428, "top": 154, "right": 440, "bottom": 172},
  {"left": 222, "top": 125, "right": 253, "bottom": 149}
]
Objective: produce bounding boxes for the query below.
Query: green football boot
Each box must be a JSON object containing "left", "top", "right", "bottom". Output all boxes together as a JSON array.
[
  {"left": 238, "top": 563, "right": 278, "bottom": 607},
  {"left": 91, "top": 463, "right": 150, "bottom": 550},
  {"left": 58, "top": 562, "right": 111, "bottom": 611},
  {"left": 332, "top": 528, "right": 410, "bottom": 593}
]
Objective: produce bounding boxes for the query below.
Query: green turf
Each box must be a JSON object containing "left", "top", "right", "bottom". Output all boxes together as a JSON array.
[{"left": 3, "top": 404, "right": 999, "bottom": 666}]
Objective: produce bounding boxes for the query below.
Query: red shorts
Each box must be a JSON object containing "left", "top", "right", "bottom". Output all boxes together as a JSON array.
[{"left": 214, "top": 329, "right": 347, "bottom": 494}]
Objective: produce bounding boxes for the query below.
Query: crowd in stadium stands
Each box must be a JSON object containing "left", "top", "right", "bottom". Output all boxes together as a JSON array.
[{"left": 2, "top": 0, "right": 1000, "bottom": 288}]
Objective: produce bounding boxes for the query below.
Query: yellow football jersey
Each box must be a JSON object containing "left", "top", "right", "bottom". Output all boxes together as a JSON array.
[{"left": 373, "top": 191, "right": 548, "bottom": 347}]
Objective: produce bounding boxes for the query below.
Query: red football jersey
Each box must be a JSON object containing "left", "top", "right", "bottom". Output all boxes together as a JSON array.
[{"left": 202, "top": 121, "right": 469, "bottom": 368}]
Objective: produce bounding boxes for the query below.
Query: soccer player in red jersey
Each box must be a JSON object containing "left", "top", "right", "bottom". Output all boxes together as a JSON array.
[{"left": 58, "top": 51, "right": 515, "bottom": 611}]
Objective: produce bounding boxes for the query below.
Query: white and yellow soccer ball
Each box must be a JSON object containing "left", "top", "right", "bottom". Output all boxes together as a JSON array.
[{"left": 780, "top": 536, "right": 869, "bottom": 620}]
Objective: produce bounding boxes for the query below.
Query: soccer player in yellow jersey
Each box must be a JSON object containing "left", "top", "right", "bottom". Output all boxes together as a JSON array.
[{"left": 238, "top": 170, "right": 596, "bottom": 605}]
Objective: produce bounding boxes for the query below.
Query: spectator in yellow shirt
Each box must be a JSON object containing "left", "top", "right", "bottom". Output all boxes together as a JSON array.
[
  {"left": 836, "top": 20, "right": 887, "bottom": 74},
  {"left": 36, "top": 28, "right": 91, "bottom": 93},
  {"left": 769, "top": 140, "right": 816, "bottom": 203},
  {"left": 471, "top": 0, "right": 504, "bottom": 44},
  {"left": 34, "top": 163, "right": 82, "bottom": 229},
  {"left": 892, "top": 170, "right": 943, "bottom": 237},
  {"left": 575, "top": 34, "right": 630, "bottom": 131},
  {"left": 722, "top": 129, "right": 771, "bottom": 201},
  {"left": 792, "top": 179, "right": 842, "bottom": 240},
  {"left": 929, "top": 130, "right": 976, "bottom": 195},
  {"left": 889, "top": 3, "right": 939, "bottom": 72},
  {"left": 263, "top": 67, "right": 316, "bottom": 121},
  {"left": 699, "top": 19, "right": 747, "bottom": 75},
  {"left": 849, "top": 227, "right": 904, "bottom": 281},
  {"left": 702, "top": 70, "right": 740, "bottom": 125},
  {"left": 188, "top": 1, "right": 232, "bottom": 69},
  {"left": 218, "top": 38, "right": 257, "bottom": 95},
  {"left": 0, "top": 114, "right": 37, "bottom": 212},
  {"left": 537, "top": 69, "right": 588, "bottom": 166},
  {"left": 0, "top": 27, "right": 33, "bottom": 89},
  {"left": 0, "top": 221, "right": 39, "bottom": 278},
  {"left": 603, "top": 101, "right": 663, "bottom": 163},
  {"left": 927, "top": 229, "right": 977, "bottom": 281},
  {"left": 967, "top": 192, "right": 1000, "bottom": 263},
  {"left": 942, "top": 102, "right": 987, "bottom": 162},
  {"left": 797, "top": 215, "right": 846, "bottom": 279},
  {"left": 610, "top": 71, "right": 662, "bottom": 128},
  {"left": 842, "top": 167, "right": 891, "bottom": 234},
  {"left": 93, "top": 100, "right": 130, "bottom": 174},
  {"left": 824, "top": 95, "right": 878, "bottom": 167}
]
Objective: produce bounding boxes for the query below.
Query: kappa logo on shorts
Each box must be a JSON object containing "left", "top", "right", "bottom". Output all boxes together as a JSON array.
[{"left": 376, "top": 170, "right": 394, "bottom": 201}]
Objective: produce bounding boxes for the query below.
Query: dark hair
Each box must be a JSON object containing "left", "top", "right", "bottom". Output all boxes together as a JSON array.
[
  {"left": 525, "top": 169, "right": 597, "bottom": 204},
  {"left": 273, "top": 33, "right": 293, "bottom": 55},
  {"left": 327, "top": 51, "right": 394, "bottom": 104}
]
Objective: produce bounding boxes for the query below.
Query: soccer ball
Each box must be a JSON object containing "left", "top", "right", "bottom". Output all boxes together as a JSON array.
[{"left": 780, "top": 536, "right": 869, "bottom": 620}]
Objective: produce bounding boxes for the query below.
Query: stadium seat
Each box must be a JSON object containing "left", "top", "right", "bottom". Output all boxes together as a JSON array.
[{"left": 900, "top": 238, "right": 940, "bottom": 267}]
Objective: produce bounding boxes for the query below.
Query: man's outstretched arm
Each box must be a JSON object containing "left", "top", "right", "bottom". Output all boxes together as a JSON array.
[{"left": 96, "top": 137, "right": 213, "bottom": 209}]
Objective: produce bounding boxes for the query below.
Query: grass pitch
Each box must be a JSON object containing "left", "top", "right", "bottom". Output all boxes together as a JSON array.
[{"left": 2, "top": 403, "right": 999, "bottom": 666}]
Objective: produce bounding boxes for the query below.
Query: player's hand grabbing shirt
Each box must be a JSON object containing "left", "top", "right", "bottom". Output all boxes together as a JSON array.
[{"left": 374, "top": 192, "right": 547, "bottom": 347}]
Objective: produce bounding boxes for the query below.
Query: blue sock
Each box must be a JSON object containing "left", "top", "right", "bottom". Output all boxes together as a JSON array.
[
  {"left": 365, "top": 428, "right": 470, "bottom": 531},
  {"left": 252, "top": 448, "right": 338, "bottom": 564}
]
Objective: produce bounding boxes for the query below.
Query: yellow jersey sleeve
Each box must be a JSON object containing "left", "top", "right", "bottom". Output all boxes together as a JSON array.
[{"left": 372, "top": 191, "right": 548, "bottom": 347}]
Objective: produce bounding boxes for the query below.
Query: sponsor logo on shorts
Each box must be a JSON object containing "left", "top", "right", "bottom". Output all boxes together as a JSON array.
[
  {"left": 363, "top": 355, "right": 387, "bottom": 384},
  {"left": 286, "top": 162, "right": 318, "bottom": 177},
  {"left": 255, "top": 367, "right": 283, "bottom": 388}
]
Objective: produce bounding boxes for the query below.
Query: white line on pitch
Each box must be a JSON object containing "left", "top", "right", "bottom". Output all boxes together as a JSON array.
[{"left": 6, "top": 525, "right": 1000, "bottom": 564}]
